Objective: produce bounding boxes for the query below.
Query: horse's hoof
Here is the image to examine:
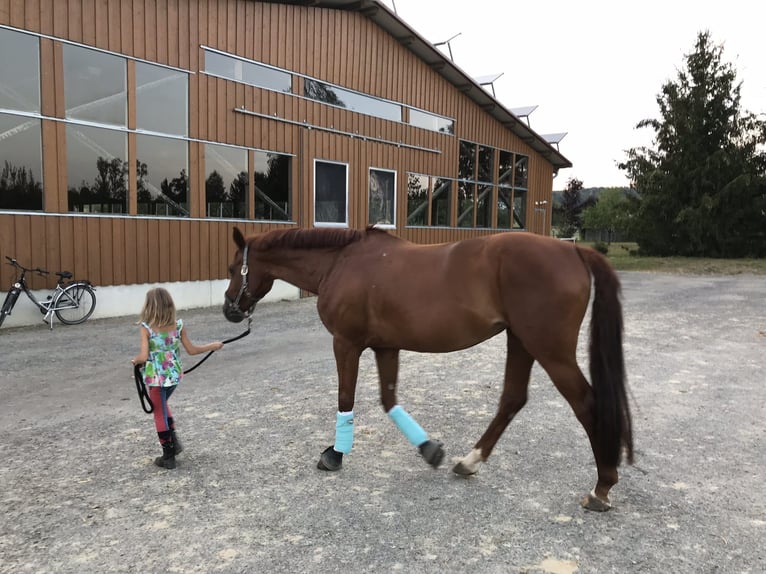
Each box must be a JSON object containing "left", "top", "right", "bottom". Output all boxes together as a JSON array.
[
  {"left": 452, "top": 461, "right": 478, "bottom": 476},
  {"left": 580, "top": 492, "right": 612, "bottom": 512},
  {"left": 418, "top": 440, "right": 445, "bottom": 468},
  {"left": 317, "top": 446, "right": 343, "bottom": 471}
]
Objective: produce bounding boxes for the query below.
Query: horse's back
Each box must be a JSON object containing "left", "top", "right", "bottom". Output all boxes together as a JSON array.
[{"left": 319, "top": 231, "right": 591, "bottom": 352}]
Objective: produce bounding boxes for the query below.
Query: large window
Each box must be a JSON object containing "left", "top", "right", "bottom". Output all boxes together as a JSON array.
[
  {"left": 0, "top": 28, "right": 43, "bottom": 211},
  {"left": 137, "top": 134, "right": 188, "bottom": 217},
  {"left": 431, "top": 178, "right": 452, "bottom": 227},
  {"left": 497, "top": 150, "right": 528, "bottom": 229},
  {"left": 406, "top": 174, "right": 429, "bottom": 226},
  {"left": 368, "top": 168, "right": 396, "bottom": 227},
  {"left": 205, "top": 144, "right": 248, "bottom": 219},
  {"left": 136, "top": 62, "right": 188, "bottom": 136},
  {"left": 255, "top": 152, "right": 291, "bottom": 221},
  {"left": 67, "top": 124, "right": 128, "bottom": 213},
  {"left": 405, "top": 174, "right": 454, "bottom": 227},
  {"left": 314, "top": 160, "right": 347, "bottom": 226},
  {"left": 457, "top": 140, "right": 494, "bottom": 228},
  {"left": 64, "top": 44, "right": 126, "bottom": 127},
  {"left": 0, "top": 115, "right": 43, "bottom": 211},
  {"left": 0, "top": 28, "right": 40, "bottom": 113}
]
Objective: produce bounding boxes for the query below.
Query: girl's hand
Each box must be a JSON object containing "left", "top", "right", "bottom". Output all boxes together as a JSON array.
[{"left": 212, "top": 341, "right": 224, "bottom": 351}]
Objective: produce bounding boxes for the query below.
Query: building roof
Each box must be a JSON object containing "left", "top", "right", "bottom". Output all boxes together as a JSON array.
[{"left": 264, "top": 0, "right": 572, "bottom": 170}]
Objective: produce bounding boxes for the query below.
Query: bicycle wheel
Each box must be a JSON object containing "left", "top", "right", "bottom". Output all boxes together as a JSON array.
[
  {"left": 0, "top": 288, "right": 21, "bottom": 328},
  {"left": 54, "top": 282, "right": 97, "bottom": 325}
]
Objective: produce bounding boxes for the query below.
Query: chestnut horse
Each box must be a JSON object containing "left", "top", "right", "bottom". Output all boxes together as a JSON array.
[{"left": 223, "top": 226, "right": 633, "bottom": 511}]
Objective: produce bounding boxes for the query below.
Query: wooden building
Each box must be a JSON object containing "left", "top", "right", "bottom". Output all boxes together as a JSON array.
[{"left": 0, "top": 0, "right": 571, "bottom": 326}]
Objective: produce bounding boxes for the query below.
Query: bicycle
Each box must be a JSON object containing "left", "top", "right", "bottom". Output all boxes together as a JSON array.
[{"left": 0, "top": 256, "right": 97, "bottom": 329}]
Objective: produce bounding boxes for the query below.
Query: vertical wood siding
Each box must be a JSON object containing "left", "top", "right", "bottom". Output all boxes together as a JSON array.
[{"left": 0, "top": 0, "right": 559, "bottom": 291}]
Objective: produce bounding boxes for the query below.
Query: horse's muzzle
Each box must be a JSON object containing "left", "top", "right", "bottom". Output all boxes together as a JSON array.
[{"left": 222, "top": 297, "right": 251, "bottom": 323}]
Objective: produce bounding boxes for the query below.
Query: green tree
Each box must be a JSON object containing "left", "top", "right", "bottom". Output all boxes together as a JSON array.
[
  {"left": 553, "top": 177, "right": 595, "bottom": 238},
  {"left": 620, "top": 31, "right": 766, "bottom": 257},
  {"left": 582, "top": 188, "right": 635, "bottom": 243}
]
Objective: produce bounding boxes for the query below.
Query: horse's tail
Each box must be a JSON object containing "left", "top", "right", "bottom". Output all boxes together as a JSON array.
[{"left": 576, "top": 246, "right": 634, "bottom": 466}]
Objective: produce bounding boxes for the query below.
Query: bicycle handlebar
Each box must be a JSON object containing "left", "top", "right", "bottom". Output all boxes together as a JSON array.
[{"left": 5, "top": 256, "right": 49, "bottom": 276}]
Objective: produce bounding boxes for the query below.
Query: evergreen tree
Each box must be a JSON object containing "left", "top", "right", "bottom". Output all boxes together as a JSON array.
[
  {"left": 553, "top": 177, "right": 595, "bottom": 238},
  {"left": 620, "top": 31, "right": 766, "bottom": 257}
]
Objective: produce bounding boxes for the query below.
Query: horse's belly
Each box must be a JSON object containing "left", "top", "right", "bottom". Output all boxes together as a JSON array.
[{"left": 375, "top": 314, "right": 505, "bottom": 353}]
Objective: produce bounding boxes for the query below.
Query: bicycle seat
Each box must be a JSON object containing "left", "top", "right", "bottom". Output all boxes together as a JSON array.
[{"left": 56, "top": 271, "right": 73, "bottom": 280}]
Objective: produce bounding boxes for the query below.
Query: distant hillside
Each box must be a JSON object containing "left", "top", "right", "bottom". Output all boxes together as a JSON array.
[{"left": 551, "top": 187, "right": 634, "bottom": 207}]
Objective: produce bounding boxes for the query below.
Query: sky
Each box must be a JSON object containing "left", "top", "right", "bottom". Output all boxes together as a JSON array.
[{"left": 381, "top": 0, "right": 766, "bottom": 189}]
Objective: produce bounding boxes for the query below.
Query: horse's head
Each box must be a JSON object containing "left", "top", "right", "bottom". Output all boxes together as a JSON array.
[{"left": 222, "top": 227, "right": 274, "bottom": 323}]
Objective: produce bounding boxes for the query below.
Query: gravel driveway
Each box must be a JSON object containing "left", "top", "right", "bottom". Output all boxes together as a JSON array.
[{"left": 0, "top": 271, "right": 764, "bottom": 573}]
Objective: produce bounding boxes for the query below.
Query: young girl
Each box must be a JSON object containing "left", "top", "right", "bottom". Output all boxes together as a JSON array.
[{"left": 131, "top": 287, "right": 223, "bottom": 469}]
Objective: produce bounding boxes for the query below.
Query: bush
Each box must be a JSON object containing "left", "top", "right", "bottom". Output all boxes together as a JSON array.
[{"left": 593, "top": 241, "right": 609, "bottom": 255}]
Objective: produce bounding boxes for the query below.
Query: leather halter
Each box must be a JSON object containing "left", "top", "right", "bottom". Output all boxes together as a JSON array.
[{"left": 230, "top": 243, "right": 254, "bottom": 314}]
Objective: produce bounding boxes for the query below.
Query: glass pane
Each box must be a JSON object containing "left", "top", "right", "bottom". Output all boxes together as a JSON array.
[
  {"left": 515, "top": 155, "right": 529, "bottom": 189},
  {"left": 406, "top": 173, "right": 429, "bottom": 226},
  {"left": 305, "top": 79, "right": 401, "bottom": 122},
  {"left": 315, "top": 161, "right": 347, "bottom": 224},
  {"left": 458, "top": 140, "right": 476, "bottom": 180},
  {"left": 204, "top": 50, "right": 240, "bottom": 80},
  {"left": 64, "top": 44, "right": 126, "bottom": 127},
  {"left": 513, "top": 189, "right": 527, "bottom": 229},
  {"left": 476, "top": 184, "right": 492, "bottom": 228},
  {"left": 205, "top": 143, "right": 248, "bottom": 219},
  {"left": 204, "top": 49, "right": 291, "bottom": 93},
  {"left": 497, "top": 188, "right": 512, "bottom": 229},
  {"left": 136, "top": 135, "right": 188, "bottom": 217},
  {"left": 368, "top": 169, "right": 396, "bottom": 226},
  {"left": 242, "top": 60, "right": 292, "bottom": 93},
  {"left": 457, "top": 182, "right": 474, "bottom": 228},
  {"left": 255, "top": 152, "right": 291, "bottom": 221},
  {"left": 0, "top": 114, "right": 43, "bottom": 211},
  {"left": 66, "top": 124, "right": 127, "bottom": 214},
  {"left": 430, "top": 178, "right": 452, "bottom": 227},
  {"left": 498, "top": 150, "right": 513, "bottom": 188},
  {"left": 478, "top": 146, "right": 494, "bottom": 183},
  {"left": 136, "top": 62, "right": 188, "bottom": 136},
  {"left": 408, "top": 108, "right": 454, "bottom": 134},
  {"left": 0, "top": 29, "right": 40, "bottom": 113}
]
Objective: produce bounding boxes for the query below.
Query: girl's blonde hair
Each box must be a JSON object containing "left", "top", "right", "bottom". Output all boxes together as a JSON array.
[{"left": 140, "top": 287, "right": 176, "bottom": 327}]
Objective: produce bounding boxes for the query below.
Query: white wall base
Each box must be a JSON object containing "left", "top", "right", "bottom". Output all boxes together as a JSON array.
[{"left": 0, "top": 279, "right": 300, "bottom": 329}]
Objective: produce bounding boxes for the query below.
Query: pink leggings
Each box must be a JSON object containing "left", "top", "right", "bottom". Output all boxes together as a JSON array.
[{"left": 148, "top": 385, "right": 176, "bottom": 433}]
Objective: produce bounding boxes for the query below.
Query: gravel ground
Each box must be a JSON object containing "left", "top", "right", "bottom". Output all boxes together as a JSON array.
[{"left": 0, "top": 271, "right": 764, "bottom": 573}]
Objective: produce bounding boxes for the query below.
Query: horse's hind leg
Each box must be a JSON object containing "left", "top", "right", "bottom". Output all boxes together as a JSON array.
[
  {"left": 374, "top": 348, "right": 444, "bottom": 468},
  {"left": 539, "top": 357, "right": 617, "bottom": 511},
  {"left": 453, "top": 331, "right": 534, "bottom": 476}
]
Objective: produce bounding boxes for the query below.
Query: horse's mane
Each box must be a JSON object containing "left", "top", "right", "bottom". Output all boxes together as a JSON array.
[{"left": 253, "top": 226, "right": 391, "bottom": 251}]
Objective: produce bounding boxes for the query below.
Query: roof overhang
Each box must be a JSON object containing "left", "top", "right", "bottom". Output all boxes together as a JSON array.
[{"left": 263, "top": 0, "right": 572, "bottom": 170}]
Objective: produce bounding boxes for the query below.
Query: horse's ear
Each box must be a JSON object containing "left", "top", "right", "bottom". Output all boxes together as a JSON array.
[{"left": 233, "top": 227, "right": 246, "bottom": 250}]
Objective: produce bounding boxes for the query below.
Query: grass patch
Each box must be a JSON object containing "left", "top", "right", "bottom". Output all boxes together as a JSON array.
[{"left": 580, "top": 242, "right": 766, "bottom": 275}]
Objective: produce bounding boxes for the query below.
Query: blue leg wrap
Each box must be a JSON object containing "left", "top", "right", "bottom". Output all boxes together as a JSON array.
[
  {"left": 388, "top": 405, "right": 428, "bottom": 447},
  {"left": 333, "top": 411, "right": 354, "bottom": 454}
]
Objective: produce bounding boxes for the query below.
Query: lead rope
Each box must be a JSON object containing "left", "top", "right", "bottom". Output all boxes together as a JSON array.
[{"left": 133, "top": 317, "right": 252, "bottom": 413}]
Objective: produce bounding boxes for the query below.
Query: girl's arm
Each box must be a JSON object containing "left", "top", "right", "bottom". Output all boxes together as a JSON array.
[
  {"left": 131, "top": 327, "right": 150, "bottom": 364},
  {"left": 180, "top": 328, "right": 224, "bottom": 356}
]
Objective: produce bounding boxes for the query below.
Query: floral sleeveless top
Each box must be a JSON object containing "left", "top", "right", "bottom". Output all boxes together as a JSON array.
[{"left": 141, "top": 319, "right": 183, "bottom": 387}]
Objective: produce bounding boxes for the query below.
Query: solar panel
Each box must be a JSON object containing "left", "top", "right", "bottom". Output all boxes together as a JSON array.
[{"left": 509, "top": 105, "right": 538, "bottom": 118}]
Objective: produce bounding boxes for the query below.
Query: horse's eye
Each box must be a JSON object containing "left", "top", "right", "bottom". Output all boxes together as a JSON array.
[{"left": 228, "top": 265, "right": 235, "bottom": 275}]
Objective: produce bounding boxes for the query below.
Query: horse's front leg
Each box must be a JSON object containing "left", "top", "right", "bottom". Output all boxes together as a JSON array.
[
  {"left": 375, "top": 348, "right": 444, "bottom": 468},
  {"left": 317, "top": 337, "right": 361, "bottom": 471}
]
